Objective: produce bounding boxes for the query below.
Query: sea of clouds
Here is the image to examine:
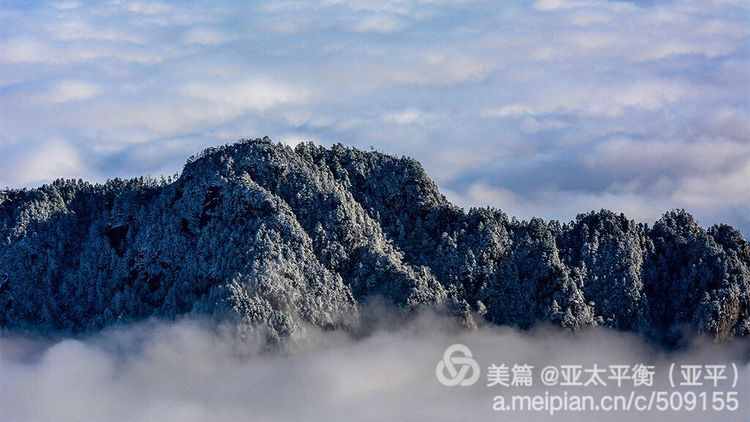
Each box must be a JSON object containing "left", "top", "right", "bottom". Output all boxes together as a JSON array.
[{"left": 1, "top": 311, "right": 747, "bottom": 421}]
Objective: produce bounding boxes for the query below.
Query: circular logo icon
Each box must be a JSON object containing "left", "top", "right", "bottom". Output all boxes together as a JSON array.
[{"left": 435, "top": 343, "right": 480, "bottom": 387}]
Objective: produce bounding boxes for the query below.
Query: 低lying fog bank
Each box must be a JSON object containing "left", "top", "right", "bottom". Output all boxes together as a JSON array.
[{"left": 1, "top": 312, "right": 748, "bottom": 422}]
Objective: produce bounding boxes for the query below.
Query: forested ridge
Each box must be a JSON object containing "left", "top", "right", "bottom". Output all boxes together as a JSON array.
[{"left": 2, "top": 138, "right": 749, "bottom": 345}]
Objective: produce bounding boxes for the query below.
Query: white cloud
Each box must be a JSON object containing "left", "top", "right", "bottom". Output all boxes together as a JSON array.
[
  {"left": 534, "top": 0, "right": 591, "bottom": 11},
  {"left": 47, "top": 20, "right": 143, "bottom": 43},
  {"left": 536, "top": 80, "right": 691, "bottom": 118},
  {"left": 566, "top": 31, "right": 615, "bottom": 50},
  {"left": 480, "top": 104, "right": 536, "bottom": 118},
  {"left": 608, "top": 81, "right": 690, "bottom": 112},
  {"left": 1, "top": 316, "right": 747, "bottom": 422},
  {"left": 445, "top": 135, "right": 750, "bottom": 230},
  {"left": 387, "top": 53, "right": 493, "bottom": 86},
  {"left": 445, "top": 182, "right": 666, "bottom": 223},
  {"left": 124, "top": 1, "right": 173, "bottom": 15},
  {"left": 584, "top": 138, "right": 750, "bottom": 178},
  {"left": 352, "top": 14, "right": 403, "bottom": 33},
  {"left": 52, "top": 1, "right": 81, "bottom": 10},
  {"left": 0, "top": 141, "right": 84, "bottom": 186},
  {"left": 383, "top": 109, "right": 436, "bottom": 125},
  {"left": 181, "top": 79, "right": 311, "bottom": 111},
  {"left": 569, "top": 11, "right": 612, "bottom": 26},
  {"left": 183, "top": 28, "right": 230, "bottom": 46},
  {"left": 636, "top": 41, "right": 734, "bottom": 62},
  {"left": 41, "top": 81, "right": 101, "bottom": 104},
  {"left": 0, "top": 38, "right": 54, "bottom": 64},
  {"left": 483, "top": 81, "right": 691, "bottom": 120},
  {"left": 0, "top": 37, "right": 165, "bottom": 65},
  {"left": 519, "top": 116, "right": 568, "bottom": 133},
  {"left": 0, "top": 0, "right": 747, "bottom": 233},
  {"left": 67, "top": 78, "right": 312, "bottom": 141},
  {"left": 674, "top": 162, "right": 750, "bottom": 209}
]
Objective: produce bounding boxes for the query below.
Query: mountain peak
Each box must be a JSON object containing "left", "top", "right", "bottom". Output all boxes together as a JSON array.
[{"left": 1, "top": 139, "right": 748, "bottom": 345}]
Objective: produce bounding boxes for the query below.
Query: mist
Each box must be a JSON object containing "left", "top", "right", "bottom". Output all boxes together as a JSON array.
[{"left": 1, "top": 312, "right": 748, "bottom": 422}]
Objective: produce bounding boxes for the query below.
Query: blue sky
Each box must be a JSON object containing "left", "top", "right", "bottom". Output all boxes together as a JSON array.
[{"left": 0, "top": 0, "right": 749, "bottom": 232}]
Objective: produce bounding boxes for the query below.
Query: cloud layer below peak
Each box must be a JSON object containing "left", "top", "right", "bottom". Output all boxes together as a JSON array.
[{"left": 1, "top": 315, "right": 748, "bottom": 421}]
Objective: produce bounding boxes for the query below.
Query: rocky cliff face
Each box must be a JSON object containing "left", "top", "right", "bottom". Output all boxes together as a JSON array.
[{"left": 1, "top": 138, "right": 749, "bottom": 344}]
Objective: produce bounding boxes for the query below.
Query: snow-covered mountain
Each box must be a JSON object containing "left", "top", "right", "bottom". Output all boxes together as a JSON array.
[{"left": 2, "top": 138, "right": 748, "bottom": 345}]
